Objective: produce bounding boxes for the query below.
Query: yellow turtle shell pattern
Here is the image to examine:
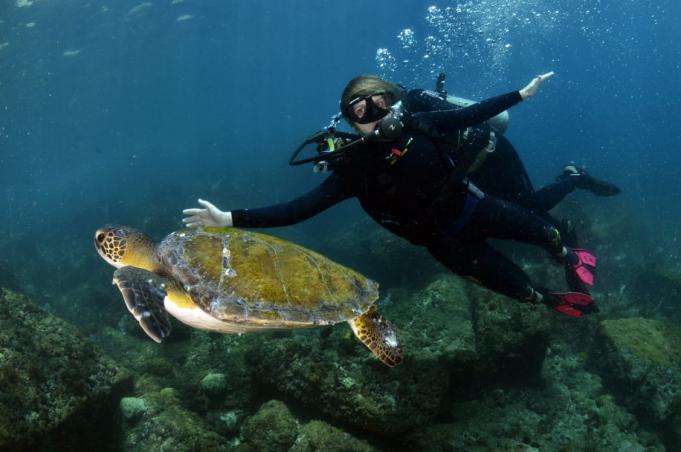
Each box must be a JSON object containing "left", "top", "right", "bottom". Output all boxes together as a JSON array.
[{"left": 156, "top": 227, "right": 379, "bottom": 327}]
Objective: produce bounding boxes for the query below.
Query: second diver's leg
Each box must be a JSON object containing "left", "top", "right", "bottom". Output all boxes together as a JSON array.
[
  {"left": 557, "top": 164, "right": 622, "bottom": 197},
  {"left": 470, "top": 136, "right": 536, "bottom": 207},
  {"left": 531, "top": 180, "right": 576, "bottom": 212},
  {"left": 469, "top": 136, "right": 578, "bottom": 245}
]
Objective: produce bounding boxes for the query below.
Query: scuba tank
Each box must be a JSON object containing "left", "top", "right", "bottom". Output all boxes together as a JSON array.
[{"left": 434, "top": 72, "right": 509, "bottom": 136}]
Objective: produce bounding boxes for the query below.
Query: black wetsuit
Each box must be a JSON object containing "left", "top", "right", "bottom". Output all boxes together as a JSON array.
[
  {"left": 406, "top": 89, "right": 577, "bottom": 238},
  {"left": 232, "top": 90, "right": 569, "bottom": 301}
]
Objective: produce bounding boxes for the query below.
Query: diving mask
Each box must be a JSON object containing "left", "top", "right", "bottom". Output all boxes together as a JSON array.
[{"left": 344, "top": 92, "right": 391, "bottom": 124}]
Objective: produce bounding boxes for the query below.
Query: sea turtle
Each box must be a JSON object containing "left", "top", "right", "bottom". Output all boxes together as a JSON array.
[{"left": 94, "top": 225, "right": 403, "bottom": 367}]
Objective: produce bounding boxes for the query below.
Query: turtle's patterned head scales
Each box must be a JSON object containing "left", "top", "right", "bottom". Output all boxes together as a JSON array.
[
  {"left": 95, "top": 225, "right": 156, "bottom": 271},
  {"left": 95, "top": 225, "right": 130, "bottom": 267}
]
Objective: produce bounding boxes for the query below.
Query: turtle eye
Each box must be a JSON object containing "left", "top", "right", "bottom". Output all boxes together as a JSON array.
[{"left": 96, "top": 233, "right": 106, "bottom": 243}]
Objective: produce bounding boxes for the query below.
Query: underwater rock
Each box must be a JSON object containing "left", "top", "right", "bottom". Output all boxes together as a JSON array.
[
  {"left": 240, "top": 400, "right": 300, "bottom": 451},
  {"left": 592, "top": 317, "right": 681, "bottom": 446},
  {"left": 469, "top": 284, "right": 552, "bottom": 385},
  {"left": 50, "top": 282, "right": 121, "bottom": 333},
  {"left": 290, "top": 420, "right": 377, "bottom": 452},
  {"left": 408, "top": 347, "right": 660, "bottom": 452},
  {"left": 177, "top": 331, "right": 256, "bottom": 413},
  {"left": 0, "top": 288, "right": 133, "bottom": 451},
  {"left": 201, "top": 372, "right": 228, "bottom": 396},
  {"left": 246, "top": 275, "right": 551, "bottom": 436},
  {"left": 629, "top": 265, "right": 681, "bottom": 322},
  {"left": 122, "top": 387, "right": 228, "bottom": 451},
  {"left": 245, "top": 277, "right": 460, "bottom": 435},
  {"left": 210, "top": 409, "right": 245, "bottom": 436},
  {"left": 120, "top": 397, "right": 147, "bottom": 424},
  {"left": 159, "top": 387, "right": 179, "bottom": 399}
]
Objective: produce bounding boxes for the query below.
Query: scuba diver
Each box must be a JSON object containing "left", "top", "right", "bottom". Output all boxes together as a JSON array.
[
  {"left": 405, "top": 74, "right": 620, "bottom": 247},
  {"left": 182, "top": 72, "right": 599, "bottom": 318}
]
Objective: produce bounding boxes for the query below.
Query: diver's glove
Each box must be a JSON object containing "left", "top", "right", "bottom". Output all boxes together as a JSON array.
[
  {"left": 519, "top": 71, "right": 554, "bottom": 100},
  {"left": 182, "top": 198, "right": 233, "bottom": 228}
]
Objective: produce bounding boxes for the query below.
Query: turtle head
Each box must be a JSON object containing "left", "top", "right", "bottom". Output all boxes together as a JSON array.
[{"left": 94, "top": 225, "right": 156, "bottom": 271}]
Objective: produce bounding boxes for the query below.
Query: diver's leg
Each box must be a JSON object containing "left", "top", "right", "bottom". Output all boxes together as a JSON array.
[
  {"left": 466, "top": 195, "right": 596, "bottom": 294},
  {"left": 531, "top": 163, "right": 623, "bottom": 211},
  {"left": 428, "top": 235, "right": 536, "bottom": 301},
  {"left": 557, "top": 164, "right": 621, "bottom": 197},
  {"left": 469, "top": 137, "right": 575, "bottom": 240},
  {"left": 468, "top": 195, "right": 564, "bottom": 254},
  {"left": 531, "top": 180, "right": 575, "bottom": 211},
  {"left": 428, "top": 228, "right": 596, "bottom": 316},
  {"left": 478, "top": 137, "right": 581, "bottom": 212}
]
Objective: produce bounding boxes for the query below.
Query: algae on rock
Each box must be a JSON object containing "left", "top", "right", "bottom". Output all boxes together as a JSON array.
[
  {"left": 592, "top": 317, "right": 681, "bottom": 448},
  {"left": 0, "top": 288, "right": 132, "bottom": 451}
]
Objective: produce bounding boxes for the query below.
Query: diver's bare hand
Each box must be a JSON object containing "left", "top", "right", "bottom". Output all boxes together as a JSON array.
[
  {"left": 519, "top": 71, "right": 555, "bottom": 100},
  {"left": 182, "top": 198, "right": 233, "bottom": 228}
]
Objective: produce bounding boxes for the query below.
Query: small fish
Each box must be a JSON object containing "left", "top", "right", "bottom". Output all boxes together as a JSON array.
[{"left": 127, "top": 2, "right": 153, "bottom": 17}]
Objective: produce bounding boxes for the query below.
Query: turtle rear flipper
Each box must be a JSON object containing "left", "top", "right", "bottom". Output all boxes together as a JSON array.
[
  {"left": 113, "top": 266, "right": 172, "bottom": 342},
  {"left": 349, "top": 305, "right": 403, "bottom": 367}
]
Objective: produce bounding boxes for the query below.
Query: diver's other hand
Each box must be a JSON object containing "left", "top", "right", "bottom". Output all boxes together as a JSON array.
[
  {"left": 519, "top": 71, "right": 555, "bottom": 100},
  {"left": 182, "top": 198, "right": 233, "bottom": 228}
]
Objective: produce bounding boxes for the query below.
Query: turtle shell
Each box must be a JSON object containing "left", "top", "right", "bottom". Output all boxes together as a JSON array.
[{"left": 156, "top": 227, "right": 378, "bottom": 326}]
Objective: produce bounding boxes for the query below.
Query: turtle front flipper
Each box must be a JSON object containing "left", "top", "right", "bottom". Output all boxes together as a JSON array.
[
  {"left": 113, "top": 266, "right": 172, "bottom": 343},
  {"left": 348, "top": 305, "right": 403, "bottom": 367}
]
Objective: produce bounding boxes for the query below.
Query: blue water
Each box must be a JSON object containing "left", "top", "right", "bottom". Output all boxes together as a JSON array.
[
  {"left": 1, "top": 0, "right": 681, "bottom": 448},
  {"left": 2, "top": 0, "right": 680, "bottom": 237},
  {"left": 0, "top": 0, "right": 678, "bottom": 288}
]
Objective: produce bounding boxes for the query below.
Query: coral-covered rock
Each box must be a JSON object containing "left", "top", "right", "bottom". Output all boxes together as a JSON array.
[
  {"left": 592, "top": 318, "right": 681, "bottom": 446},
  {"left": 0, "top": 288, "right": 133, "bottom": 451},
  {"left": 201, "top": 372, "right": 228, "bottom": 397},
  {"left": 246, "top": 274, "right": 551, "bottom": 436},
  {"left": 408, "top": 347, "right": 659, "bottom": 451},
  {"left": 469, "top": 284, "right": 552, "bottom": 385},
  {"left": 245, "top": 278, "right": 460, "bottom": 435},
  {"left": 122, "top": 386, "right": 228, "bottom": 451},
  {"left": 290, "top": 420, "right": 377, "bottom": 452},
  {"left": 120, "top": 397, "right": 147, "bottom": 424},
  {"left": 240, "top": 400, "right": 300, "bottom": 452}
]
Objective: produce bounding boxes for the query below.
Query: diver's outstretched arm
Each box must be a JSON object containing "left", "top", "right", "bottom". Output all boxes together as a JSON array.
[
  {"left": 182, "top": 173, "right": 352, "bottom": 229},
  {"left": 519, "top": 72, "right": 554, "bottom": 100},
  {"left": 410, "top": 72, "right": 555, "bottom": 133}
]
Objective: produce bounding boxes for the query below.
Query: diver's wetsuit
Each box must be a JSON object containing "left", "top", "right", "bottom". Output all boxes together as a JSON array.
[
  {"left": 406, "top": 89, "right": 578, "bottom": 242},
  {"left": 231, "top": 90, "right": 570, "bottom": 301}
]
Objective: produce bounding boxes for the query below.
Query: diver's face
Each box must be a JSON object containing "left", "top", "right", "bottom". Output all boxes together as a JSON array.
[{"left": 348, "top": 94, "right": 390, "bottom": 137}]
